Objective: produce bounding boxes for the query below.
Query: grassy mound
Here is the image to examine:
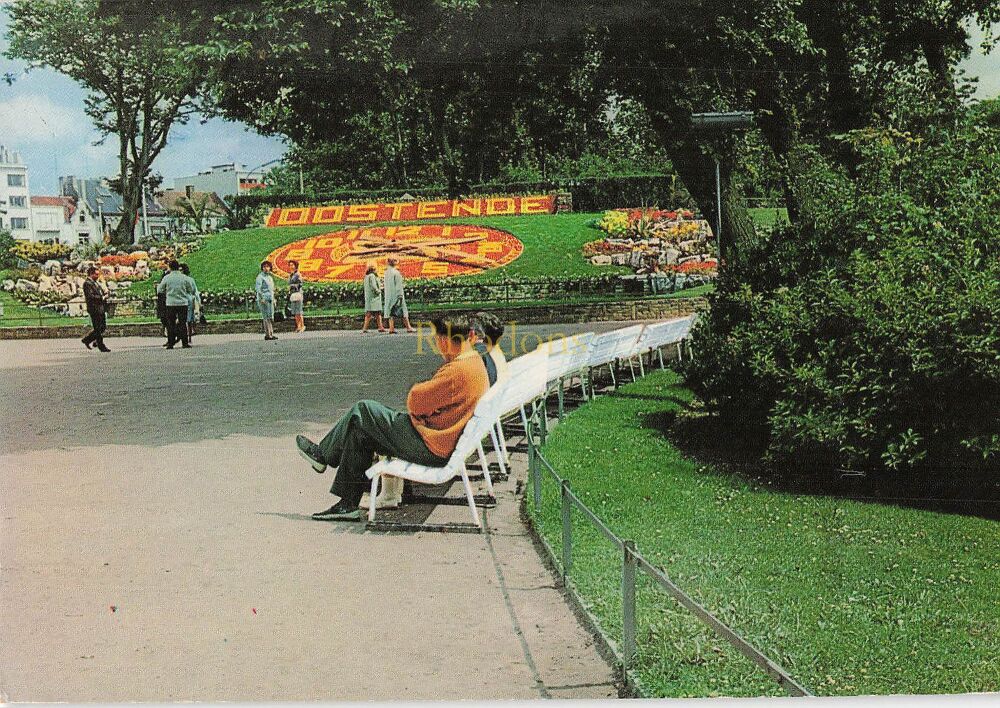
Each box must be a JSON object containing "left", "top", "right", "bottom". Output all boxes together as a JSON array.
[
  {"left": 131, "top": 212, "right": 625, "bottom": 296},
  {"left": 534, "top": 370, "right": 1000, "bottom": 698}
]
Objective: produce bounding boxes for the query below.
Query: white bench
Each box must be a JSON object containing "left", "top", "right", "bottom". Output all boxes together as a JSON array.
[
  {"left": 638, "top": 315, "right": 697, "bottom": 369},
  {"left": 585, "top": 324, "right": 646, "bottom": 395},
  {"left": 364, "top": 382, "right": 506, "bottom": 529},
  {"left": 543, "top": 332, "right": 595, "bottom": 418}
]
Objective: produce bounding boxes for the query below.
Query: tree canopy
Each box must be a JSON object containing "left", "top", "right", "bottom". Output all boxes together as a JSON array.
[{"left": 6, "top": 0, "right": 205, "bottom": 245}]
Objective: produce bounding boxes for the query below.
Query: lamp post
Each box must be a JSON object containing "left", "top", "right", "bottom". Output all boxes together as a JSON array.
[
  {"left": 690, "top": 111, "right": 754, "bottom": 264},
  {"left": 96, "top": 196, "right": 105, "bottom": 244}
]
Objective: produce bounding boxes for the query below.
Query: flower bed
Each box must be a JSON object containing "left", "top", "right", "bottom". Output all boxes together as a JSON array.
[
  {"left": 587, "top": 207, "right": 717, "bottom": 278},
  {"left": 10, "top": 241, "right": 72, "bottom": 263}
]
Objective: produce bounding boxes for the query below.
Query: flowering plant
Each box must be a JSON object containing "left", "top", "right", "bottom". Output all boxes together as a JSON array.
[
  {"left": 668, "top": 259, "right": 718, "bottom": 275},
  {"left": 583, "top": 239, "right": 633, "bottom": 256},
  {"left": 10, "top": 241, "right": 72, "bottom": 263},
  {"left": 100, "top": 253, "right": 148, "bottom": 266}
]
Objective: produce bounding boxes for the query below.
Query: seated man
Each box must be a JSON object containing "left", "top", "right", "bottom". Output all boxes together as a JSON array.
[
  {"left": 473, "top": 311, "right": 508, "bottom": 384},
  {"left": 296, "top": 314, "right": 489, "bottom": 521}
]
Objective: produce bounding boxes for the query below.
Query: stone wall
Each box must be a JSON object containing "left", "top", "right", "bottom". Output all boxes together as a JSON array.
[{"left": 0, "top": 297, "right": 708, "bottom": 340}]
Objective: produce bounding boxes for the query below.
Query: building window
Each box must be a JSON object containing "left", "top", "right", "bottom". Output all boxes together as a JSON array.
[
  {"left": 10, "top": 195, "right": 26, "bottom": 207},
  {"left": 79, "top": 213, "right": 86, "bottom": 223},
  {"left": 11, "top": 217, "right": 29, "bottom": 230},
  {"left": 78, "top": 233, "right": 90, "bottom": 245},
  {"left": 7, "top": 174, "right": 25, "bottom": 187}
]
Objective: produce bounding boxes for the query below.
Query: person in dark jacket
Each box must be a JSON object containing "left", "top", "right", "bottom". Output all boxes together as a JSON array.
[
  {"left": 81, "top": 266, "right": 111, "bottom": 352},
  {"left": 156, "top": 269, "right": 169, "bottom": 344}
]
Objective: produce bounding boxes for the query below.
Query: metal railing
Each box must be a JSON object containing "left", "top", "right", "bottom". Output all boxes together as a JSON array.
[
  {"left": 521, "top": 366, "right": 812, "bottom": 698},
  {"left": 1, "top": 276, "right": 707, "bottom": 329}
]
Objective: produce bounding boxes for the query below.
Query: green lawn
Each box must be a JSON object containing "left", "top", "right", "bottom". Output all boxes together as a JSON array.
[
  {"left": 131, "top": 208, "right": 781, "bottom": 296},
  {"left": 534, "top": 370, "right": 1000, "bottom": 698},
  {"left": 130, "top": 212, "right": 626, "bottom": 296}
]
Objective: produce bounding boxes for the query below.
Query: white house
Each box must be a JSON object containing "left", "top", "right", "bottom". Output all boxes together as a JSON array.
[
  {"left": 60, "top": 176, "right": 170, "bottom": 243},
  {"left": 171, "top": 163, "right": 267, "bottom": 201},
  {"left": 30, "top": 196, "right": 77, "bottom": 244},
  {"left": 0, "top": 145, "right": 32, "bottom": 238}
]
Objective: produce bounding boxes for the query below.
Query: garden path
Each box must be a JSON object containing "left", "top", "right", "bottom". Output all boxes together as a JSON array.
[{"left": 0, "top": 323, "right": 625, "bottom": 701}]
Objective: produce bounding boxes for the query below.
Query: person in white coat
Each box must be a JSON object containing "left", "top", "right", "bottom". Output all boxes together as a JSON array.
[{"left": 382, "top": 257, "right": 415, "bottom": 333}]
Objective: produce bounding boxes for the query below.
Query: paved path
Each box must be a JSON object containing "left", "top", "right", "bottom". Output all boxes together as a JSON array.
[{"left": 0, "top": 325, "right": 626, "bottom": 701}]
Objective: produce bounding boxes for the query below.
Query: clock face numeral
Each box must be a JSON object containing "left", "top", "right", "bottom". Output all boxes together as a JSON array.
[{"left": 267, "top": 224, "right": 524, "bottom": 282}]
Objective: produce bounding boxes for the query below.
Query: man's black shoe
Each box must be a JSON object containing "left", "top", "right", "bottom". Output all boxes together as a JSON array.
[
  {"left": 296, "top": 435, "right": 327, "bottom": 473},
  {"left": 97, "top": 346, "right": 111, "bottom": 353},
  {"left": 182, "top": 344, "right": 192, "bottom": 348},
  {"left": 81, "top": 338, "right": 93, "bottom": 350},
  {"left": 311, "top": 501, "right": 361, "bottom": 521}
]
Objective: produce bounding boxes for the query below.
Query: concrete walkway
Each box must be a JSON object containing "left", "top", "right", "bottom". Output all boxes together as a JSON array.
[{"left": 0, "top": 327, "right": 621, "bottom": 701}]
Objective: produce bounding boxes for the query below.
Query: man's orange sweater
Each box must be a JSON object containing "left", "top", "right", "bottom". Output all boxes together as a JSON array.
[{"left": 407, "top": 350, "right": 489, "bottom": 458}]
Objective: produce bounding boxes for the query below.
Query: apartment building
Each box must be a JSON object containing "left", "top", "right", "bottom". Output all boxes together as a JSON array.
[{"left": 0, "top": 145, "right": 32, "bottom": 238}]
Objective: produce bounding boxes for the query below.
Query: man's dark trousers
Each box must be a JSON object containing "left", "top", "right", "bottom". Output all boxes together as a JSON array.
[
  {"left": 165, "top": 305, "right": 189, "bottom": 347},
  {"left": 317, "top": 400, "right": 447, "bottom": 505},
  {"left": 82, "top": 308, "right": 107, "bottom": 349}
]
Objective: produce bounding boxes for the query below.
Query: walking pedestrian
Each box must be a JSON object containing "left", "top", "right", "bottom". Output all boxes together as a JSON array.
[
  {"left": 383, "top": 257, "right": 415, "bottom": 334},
  {"left": 287, "top": 259, "right": 306, "bottom": 333},
  {"left": 361, "top": 261, "right": 385, "bottom": 333},
  {"left": 155, "top": 260, "right": 195, "bottom": 349},
  {"left": 81, "top": 266, "right": 111, "bottom": 352},
  {"left": 256, "top": 260, "right": 278, "bottom": 341},
  {"left": 179, "top": 263, "right": 201, "bottom": 340},
  {"left": 155, "top": 268, "right": 170, "bottom": 344}
]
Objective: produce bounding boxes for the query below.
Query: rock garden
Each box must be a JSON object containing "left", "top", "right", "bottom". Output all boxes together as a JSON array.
[
  {"left": 1, "top": 239, "right": 202, "bottom": 317},
  {"left": 585, "top": 208, "right": 718, "bottom": 292}
]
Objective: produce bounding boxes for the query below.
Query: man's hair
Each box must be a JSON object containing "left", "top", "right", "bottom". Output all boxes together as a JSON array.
[
  {"left": 260, "top": 260, "right": 272, "bottom": 270},
  {"left": 87, "top": 266, "right": 99, "bottom": 276},
  {"left": 387, "top": 257, "right": 398, "bottom": 266},
  {"left": 473, "top": 311, "right": 504, "bottom": 346},
  {"left": 431, "top": 314, "right": 474, "bottom": 343},
  {"left": 168, "top": 259, "right": 180, "bottom": 270},
  {"left": 179, "top": 263, "right": 190, "bottom": 275},
  {"left": 288, "top": 259, "right": 298, "bottom": 268}
]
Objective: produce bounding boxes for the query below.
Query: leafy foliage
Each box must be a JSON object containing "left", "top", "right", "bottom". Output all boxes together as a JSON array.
[
  {"left": 685, "top": 102, "right": 1000, "bottom": 475},
  {"left": 0, "top": 230, "right": 16, "bottom": 269},
  {"left": 5, "top": 0, "right": 204, "bottom": 245}
]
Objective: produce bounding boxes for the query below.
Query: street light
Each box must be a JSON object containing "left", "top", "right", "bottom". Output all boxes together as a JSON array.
[
  {"left": 96, "top": 196, "right": 105, "bottom": 244},
  {"left": 690, "top": 111, "right": 754, "bottom": 263}
]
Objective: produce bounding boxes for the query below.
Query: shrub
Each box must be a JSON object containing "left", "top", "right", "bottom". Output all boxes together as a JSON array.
[
  {"left": 0, "top": 229, "right": 16, "bottom": 269},
  {"left": 685, "top": 114, "right": 1000, "bottom": 476}
]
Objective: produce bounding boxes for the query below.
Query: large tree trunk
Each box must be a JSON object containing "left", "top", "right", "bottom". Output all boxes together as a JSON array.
[{"left": 659, "top": 129, "right": 757, "bottom": 267}]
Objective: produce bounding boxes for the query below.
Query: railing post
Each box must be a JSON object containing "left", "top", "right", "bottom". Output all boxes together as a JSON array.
[
  {"left": 622, "top": 540, "right": 637, "bottom": 671},
  {"left": 529, "top": 433, "right": 541, "bottom": 511},
  {"left": 561, "top": 480, "right": 572, "bottom": 580}
]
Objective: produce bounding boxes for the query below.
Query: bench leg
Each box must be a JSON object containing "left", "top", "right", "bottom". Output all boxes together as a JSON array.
[
  {"left": 476, "top": 441, "right": 496, "bottom": 497},
  {"left": 459, "top": 464, "right": 482, "bottom": 529},
  {"left": 495, "top": 422, "right": 511, "bottom": 465},
  {"left": 557, "top": 379, "right": 565, "bottom": 420},
  {"left": 367, "top": 473, "right": 380, "bottom": 522},
  {"left": 488, "top": 425, "right": 506, "bottom": 485}
]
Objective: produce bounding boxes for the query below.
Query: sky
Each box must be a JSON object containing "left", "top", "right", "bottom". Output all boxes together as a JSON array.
[{"left": 0, "top": 7, "right": 997, "bottom": 196}]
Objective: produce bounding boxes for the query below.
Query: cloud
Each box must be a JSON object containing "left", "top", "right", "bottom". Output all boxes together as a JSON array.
[{"left": 0, "top": 93, "right": 90, "bottom": 145}]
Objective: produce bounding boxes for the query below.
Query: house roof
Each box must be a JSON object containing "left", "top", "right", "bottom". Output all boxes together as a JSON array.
[
  {"left": 30, "top": 195, "right": 76, "bottom": 223},
  {"left": 62, "top": 178, "right": 167, "bottom": 217},
  {"left": 31, "top": 196, "right": 71, "bottom": 207},
  {"left": 158, "top": 189, "right": 231, "bottom": 216}
]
